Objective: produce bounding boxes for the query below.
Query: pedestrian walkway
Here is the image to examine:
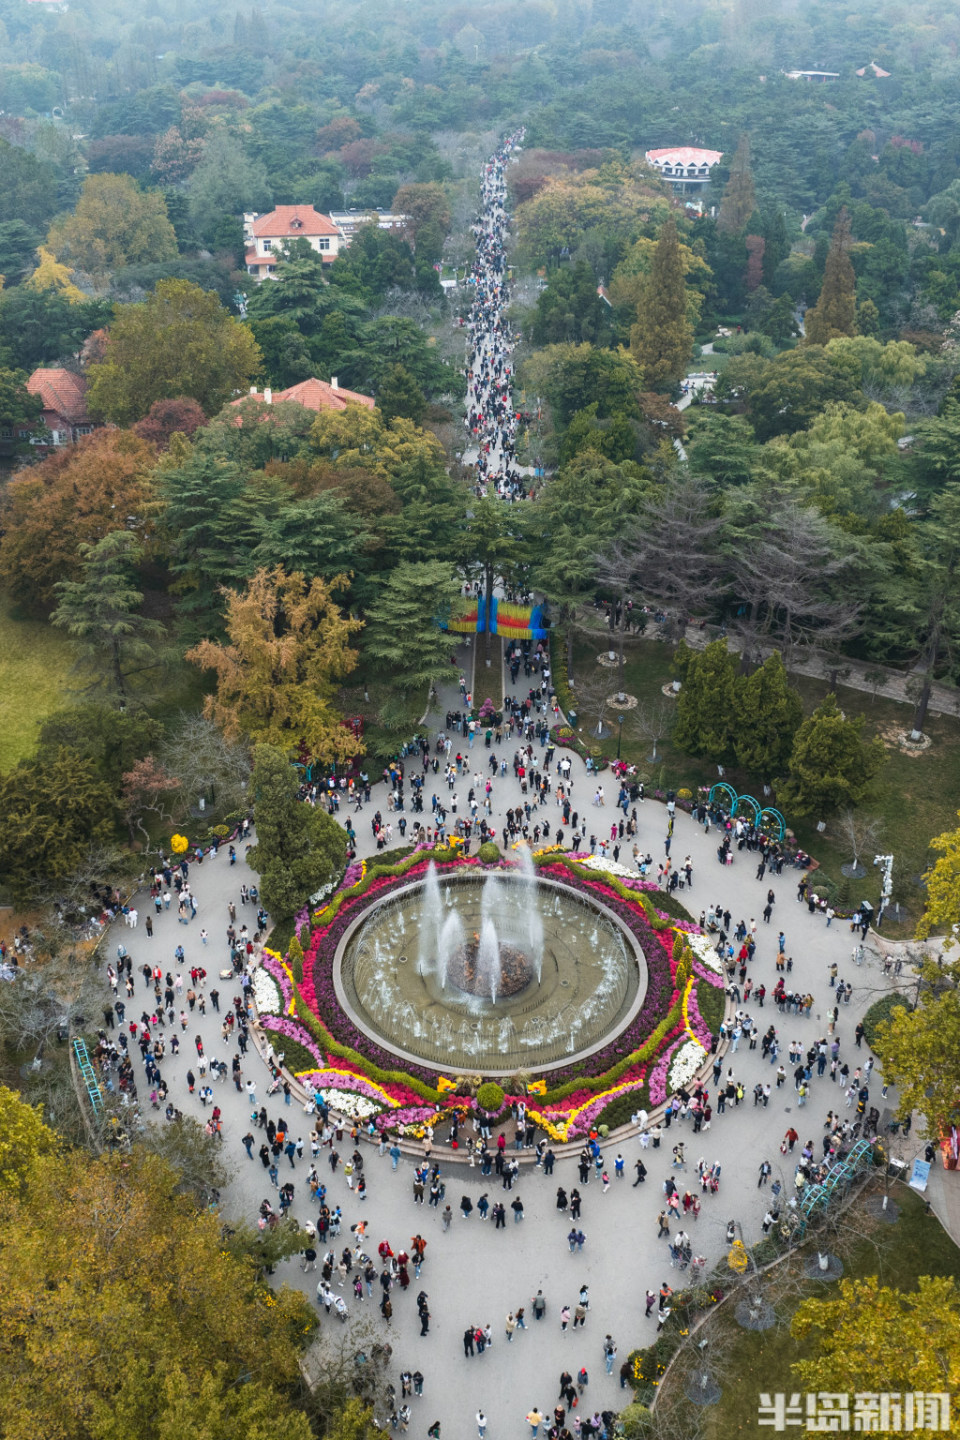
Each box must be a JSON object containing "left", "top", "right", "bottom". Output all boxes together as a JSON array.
[{"left": 90, "top": 716, "right": 927, "bottom": 1440}]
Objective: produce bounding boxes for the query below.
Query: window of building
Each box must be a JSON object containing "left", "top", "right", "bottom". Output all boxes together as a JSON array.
[{"left": 317, "top": 237, "right": 331, "bottom": 250}]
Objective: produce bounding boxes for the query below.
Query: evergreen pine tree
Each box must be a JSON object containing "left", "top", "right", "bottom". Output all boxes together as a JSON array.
[
  {"left": 733, "top": 652, "right": 803, "bottom": 776},
  {"left": 630, "top": 217, "right": 693, "bottom": 392},
  {"left": 362, "top": 560, "right": 460, "bottom": 728},
  {"left": 761, "top": 208, "right": 789, "bottom": 286},
  {"left": 717, "top": 134, "right": 756, "bottom": 235},
  {"left": 673, "top": 640, "right": 739, "bottom": 758},
  {"left": 248, "top": 744, "right": 347, "bottom": 919},
  {"left": 51, "top": 531, "right": 165, "bottom": 703},
  {"left": 778, "top": 695, "right": 886, "bottom": 816},
  {"left": 804, "top": 208, "right": 857, "bottom": 345}
]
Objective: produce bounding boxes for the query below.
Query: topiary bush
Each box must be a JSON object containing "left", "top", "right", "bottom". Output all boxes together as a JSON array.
[
  {"left": 288, "top": 933, "right": 304, "bottom": 985},
  {"left": 862, "top": 992, "right": 913, "bottom": 1051},
  {"left": 476, "top": 1081, "right": 505, "bottom": 1114},
  {"left": 478, "top": 840, "right": 500, "bottom": 863}
]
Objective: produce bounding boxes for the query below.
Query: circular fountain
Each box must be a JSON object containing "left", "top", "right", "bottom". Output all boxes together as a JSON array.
[{"left": 334, "top": 854, "right": 648, "bottom": 1075}]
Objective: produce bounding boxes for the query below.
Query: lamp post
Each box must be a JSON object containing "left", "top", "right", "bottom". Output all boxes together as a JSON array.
[{"left": 617, "top": 715, "right": 624, "bottom": 760}]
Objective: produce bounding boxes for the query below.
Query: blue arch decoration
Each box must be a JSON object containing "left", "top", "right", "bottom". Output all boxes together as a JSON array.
[
  {"left": 733, "top": 793, "right": 761, "bottom": 824},
  {"left": 708, "top": 782, "right": 737, "bottom": 810},
  {"left": 707, "top": 784, "right": 787, "bottom": 841}
]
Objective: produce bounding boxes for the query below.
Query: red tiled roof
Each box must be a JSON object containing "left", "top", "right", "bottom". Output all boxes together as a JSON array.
[
  {"left": 645, "top": 146, "right": 723, "bottom": 168},
  {"left": 27, "top": 368, "right": 91, "bottom": 425},
  {"left": 230, "top": 378, "right": 375, "bottom": 416},
  {"left": 251, "top": 205, "right": 340, "bottom": 240}
]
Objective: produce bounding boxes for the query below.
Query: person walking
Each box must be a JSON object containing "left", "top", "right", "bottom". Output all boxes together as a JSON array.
[
  {"left": 603, "top": 1336, "right": 617, "bottom": 1375},
  {"left": 526, "top": 1408, "right": 544, "bottom": 1438},
  {"left": 476, "top": 1411, "right": 487, "bottom": 1438}
]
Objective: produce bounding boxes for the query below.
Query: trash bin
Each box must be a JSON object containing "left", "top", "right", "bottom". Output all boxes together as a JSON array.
[{"left": 567, "top": 710, "right": 577, "bottom": 729}]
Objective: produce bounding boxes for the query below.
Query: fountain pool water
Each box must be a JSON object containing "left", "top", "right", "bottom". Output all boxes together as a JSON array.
[{"left": 335, "top": 866, "right": 647, "bottom": 1075}]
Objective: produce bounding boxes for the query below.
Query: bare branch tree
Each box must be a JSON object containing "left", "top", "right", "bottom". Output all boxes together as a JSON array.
[
  {"left": 629, "top": 697, "right": 677, "bottom": 762},
  {"left": 838, "top": 809, "right": 884, "bottom": 878},
  {"left": 160, "top": 714, "right": 251, "bottom": 822},
  {"left": 618, "top": 476, "right": 729, "bottom": 640},
  {"left": 730, "top": 501, "right": 863, "bottom": 666}
]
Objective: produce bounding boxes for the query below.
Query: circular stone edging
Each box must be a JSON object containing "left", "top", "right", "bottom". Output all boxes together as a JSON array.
[{"left": 330, "top": 872, "right": 650, "bottom": 1078}]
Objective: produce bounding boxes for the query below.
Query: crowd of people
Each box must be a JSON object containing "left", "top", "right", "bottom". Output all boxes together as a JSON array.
[{"left": 465, "top": 129, "right": 527, "bottom": 499}]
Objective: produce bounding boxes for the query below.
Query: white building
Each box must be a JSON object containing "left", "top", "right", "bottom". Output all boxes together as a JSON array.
[
  {"left": 243, "top": 205, "right": 344, "bottom": 280},
  {"left": 645, "top": 146, "right": 723, "bottom": 192}
]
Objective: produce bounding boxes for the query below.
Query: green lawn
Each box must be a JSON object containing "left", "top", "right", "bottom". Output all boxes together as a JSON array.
[
  {"left": 693, "top": 1187, "right": 960, "bottom": 1440},
  {"left": 0, "top": 603, "right": 79, "bottom": 771},
  {"left": 567, "top": 632, "right": 960, "bottom": 934}
]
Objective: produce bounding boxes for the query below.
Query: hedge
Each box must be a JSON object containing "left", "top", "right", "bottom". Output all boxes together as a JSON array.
[
  {"left": 697, "top": 977, "right": 725, "bottom": 1035},
  {"left": 862, "top": 992, "right": 913, "bottom": 1051}
]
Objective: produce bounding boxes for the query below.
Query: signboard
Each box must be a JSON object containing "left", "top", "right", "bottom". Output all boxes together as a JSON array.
[{"left": 909, "top": 1159, "right": 931, "bottom": 1192}]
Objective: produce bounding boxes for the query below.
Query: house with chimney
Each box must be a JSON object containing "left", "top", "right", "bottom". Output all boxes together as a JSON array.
[
  {"left": 230, "top": 376, "right": 376, "bottom": 417},
  {"left": 19, "top": 368, "right": 97, "bottom": 451},
  {"left": 243, "top": 205, "right": 344, "bottom": 280}
]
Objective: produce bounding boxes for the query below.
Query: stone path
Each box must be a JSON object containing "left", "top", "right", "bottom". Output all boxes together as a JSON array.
[{"left": 96, "top": 663, "right": 926, "bottom": 1439}]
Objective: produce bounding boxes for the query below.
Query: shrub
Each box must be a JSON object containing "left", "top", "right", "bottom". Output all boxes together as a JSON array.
[
  {"left": 620, "top": 1404, "right": 653, "bottom": 1438},
  {"left": 478, "top": 840, "right": 500, "bottom": 863},
  {"left": 863, "top": 992, "right": 913, "bottom": 1051},
  {"left": 476, "top": 1081, "right": 505, "bottom": 1114},
  {"left": 696, "top": 978, "right": 725, "bottom": 1035},
  {"left": 676, "top": 788, "right": 692, "bottom": 801},
  {"left": 288, "top": 933, "right": 304, "bottom": 985},
  {"left": 595, "top": 1088, "right": 649, "bottom": 1130}
]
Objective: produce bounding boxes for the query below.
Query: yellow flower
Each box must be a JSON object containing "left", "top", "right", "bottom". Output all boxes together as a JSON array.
[{"left": 170, "top": 833, "right": 189, "bottom": 854}]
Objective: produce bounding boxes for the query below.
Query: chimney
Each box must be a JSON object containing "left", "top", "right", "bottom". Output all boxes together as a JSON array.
[
  {"left": 331, "top": 376, "right": 339, "bottom": 389},
  {"left": 264, "top": 387, "right": 273, "bottom": 405},
  {"left": 249, "top": 385, "right": 257, "bottom": 395}
]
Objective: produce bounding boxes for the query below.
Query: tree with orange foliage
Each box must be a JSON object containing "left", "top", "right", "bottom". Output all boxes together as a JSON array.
[
  {"left": 0, "top": 429, "right": 159, "bottom": 613},
  {"left": 187, "top": 566, "right": 362, "bottom": 762}
]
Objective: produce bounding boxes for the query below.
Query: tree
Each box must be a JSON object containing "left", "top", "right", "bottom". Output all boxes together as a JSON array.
[
  {"left": 132, "top": 396, "right": 207, "bottom": 450},
  {"left": 791, "top": 1276, "right": 960, "bottom": 1396},
  {"left": 0, "top": 286, "right": 110, "bottom": 372},
  {"left": 362, "top": 561, "right": 459, "bottom": 727},
  {"left": 872, "top": 484, "right": 960, "bottom": 738},
  {"left": 717, "top": 134, "right": 756, "bottom": 235},
  {"left": 719, "top": 346, "right": 862, "bottom": 442},
  {"left": 729, "top": 498, "right": 864, "bottom": 664},
  {"left": 917, "top": 810, "right": 960, "bottom": 948},
  {"left": 0, "top": 139, "right": 57, "bottom": 232},
  {"left": 37, "top": 704, "right": 163, "bottom": 793},
  {"left": 629, "top": 697, "right": 676, "bottom": 762},
  {"left": 0, "top": 1088, "right": 54, "bottom": 1194},
  {"left": 778, "top": 695, "right": 886, "bottom": 816},
  {"left": 673, "top": 640, "right": 740, "bottom": 759},
  {"left": 247, "top": 744, "right": 347, "bottom": 918},
  {"left": 47, "top": 173, "right": 178, "bottom": 284},
  {"left": 456, "top": 497, "right": 532, "bottom": 662},
  {"left": 595, "top": 542, "right": 636, "bottom": 703},
  {"left": 0, "top": 366, "right": 43, "bottom": 445},
  {"left": 377, "top": 363, "right": 426, "bottom": 425},
  {"left": 837, "top": 807, "right": 884, "bottom": 878},
  {"left": 187, "top": 130, "right": 272, "bottom": 245},
  {"left": 51, "top": 532, "right": 166, "bottom": 702},
  {"left": 630, "top": 218, "right": 693, "bottom": 391},
  {"left": 25, "top": 245, "right": 85, "bottom": 303},
  {"left": 0, "top": 1146, "right": 316, "bottom": 1440},
  {"left": 159, "top": 714, "right": 251, "bottom": 819},
  {"left": 120, "top": 755, "right": 181, "bottom": 846},
  {"left": 804, "top": 208, "right": 857, "bottom": 346},
  {"left": 733, "top": 652, "right": 803, "bottom": 776},
  {"left": 872, "top": 953, "right": 960, "bottom": 1139},
  {"left": 617, "top": 475, "right": 727, "bottom": 632},
  {"left": 0, "top": 429, "right": 159, "bottom": 613},
  {"left": 87, "top": 279, "right": 261, "bottom": 425},
  {"left": 392, "top": 182, "right": 451, "bottom": 263},
  {"left": 0, "top": 747, "right": 118, "bottom": 903},
  {"left": 187, "top": 567, "right": 361, "bottom": 763}
]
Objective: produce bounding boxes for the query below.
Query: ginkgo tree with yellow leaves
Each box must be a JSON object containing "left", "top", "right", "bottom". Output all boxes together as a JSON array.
[
  {"left": 187, "top": 566, "right": 362, "bottom": 764},
  {"left": 791, "top": 1275, "right": 960, "bottom": 1415},
  {"left": 0, "top": 1106, "right": 317, "bottom": 1440}
]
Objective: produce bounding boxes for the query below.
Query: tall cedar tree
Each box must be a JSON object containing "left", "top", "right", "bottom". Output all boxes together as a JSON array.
[
  {"left": 717, "top": 133, "right": 756, "bottom": 234},
  {"left": 247, "top": 743, "right": 347, "bottom": 919},
  {"left": 804, "top": 208, "right": 857, "bottom": 345},
  {"left": 673, "top": 640, "right": 740, "bottom": 759},
  {"left": 778, "top": 694, "right": 885, "bottom": 816},
  {"left": 362, "top": 560, "right": 459, "bottom": 725},
  {"left": 630, "top": 217, "right": 693, "bottom": 391}
]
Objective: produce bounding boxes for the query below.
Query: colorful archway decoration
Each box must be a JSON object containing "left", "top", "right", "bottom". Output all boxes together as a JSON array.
[{"left": 707, "top": 784, "right": 786, "bottom": 840}]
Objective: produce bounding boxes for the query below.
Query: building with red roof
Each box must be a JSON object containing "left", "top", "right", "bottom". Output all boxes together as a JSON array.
[
  {"left": 22, "top": 368, "right": 97, "bottom": 450},
  {"left": 242, "top": 206, "right": 344, "bottom": 280},
  {"left": 645, "top": 147, "right": 723, "bottom": 192},
  {"left": 231, "top": 376, "right": 375, "bottom": 416}
]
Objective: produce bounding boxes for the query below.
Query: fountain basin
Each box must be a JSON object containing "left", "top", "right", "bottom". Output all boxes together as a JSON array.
[{"left": 333, "top": 872, "right": 648, "bottom": 1076}]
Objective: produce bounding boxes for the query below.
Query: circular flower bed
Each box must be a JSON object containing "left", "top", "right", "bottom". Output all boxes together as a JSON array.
[{"left": 254, "top": 849, "right": 725, "bottom": 1141}]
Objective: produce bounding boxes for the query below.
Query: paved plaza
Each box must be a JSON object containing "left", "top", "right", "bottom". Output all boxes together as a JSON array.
[{"left": 99, "top": 640, "right": 917, "bottom": 1439}]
